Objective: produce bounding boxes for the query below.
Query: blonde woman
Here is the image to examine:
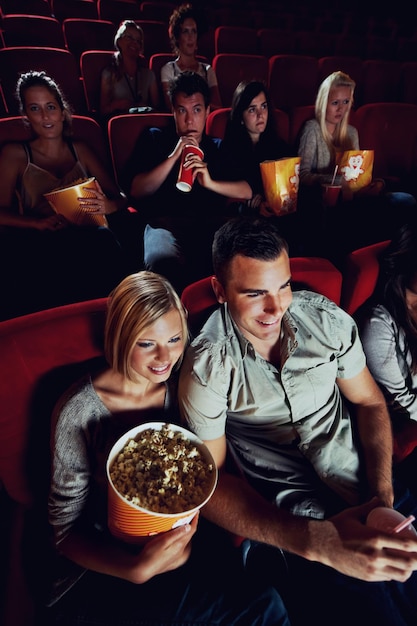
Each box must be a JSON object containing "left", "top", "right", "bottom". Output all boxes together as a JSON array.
[
  {"left": 298, "top": 70, "right": 357, "bottom": 188},
  {"left": 44, "top": 271, "right": 288, "bottom": 626},
  {"left": 297, "top": 71, "right": 416, "bottom": 264},
  {"left": 100, "top": 20, "right": 160, "bottom": 118}
]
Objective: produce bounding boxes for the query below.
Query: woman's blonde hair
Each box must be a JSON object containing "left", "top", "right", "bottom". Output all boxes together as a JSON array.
[
  {"left": 104, "top": 271, "right": 189, "bottom": 382},
  {"left": 111, "top": 20, "right": 144, "bottom": 81},
  {"left": 315, "top": 71, "right": 355, "bottom": 157}
]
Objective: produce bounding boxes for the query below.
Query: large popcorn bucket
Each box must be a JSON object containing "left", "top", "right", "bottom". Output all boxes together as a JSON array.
[
  {"left": 335, "top": 150, "right": 374, "bottom": 193},
  {"left": 44, "top": 177, "right": 108, "bottom": 227},
  {"left": 106, "top": 422, "right": 218, "bottom": 544},
  {"left": 260, "top": 156, "right": 301, "bottom": 216}
]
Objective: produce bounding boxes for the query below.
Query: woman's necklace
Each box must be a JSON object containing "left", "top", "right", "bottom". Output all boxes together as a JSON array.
[{"left": 124, "top": 71, "right": 138, "bottom": 101}]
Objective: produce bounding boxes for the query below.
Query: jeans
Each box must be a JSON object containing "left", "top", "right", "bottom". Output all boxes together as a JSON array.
[
  {"left": 143, "top": 224, "right": 186, "bottom": 293},
  {"left": 143, "top": 218, "right": 222, "bottom": 293}
]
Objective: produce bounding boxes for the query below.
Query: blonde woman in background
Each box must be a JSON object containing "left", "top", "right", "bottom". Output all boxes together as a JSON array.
[
  {"left": 298, "top": 70, "right": 357, "bottom": 189},
  {"left": 297, "top": 70, "right": 416, "bottom": 265},
  {"left": 100, "top": 20, "right": 160, "bottom": 119}
]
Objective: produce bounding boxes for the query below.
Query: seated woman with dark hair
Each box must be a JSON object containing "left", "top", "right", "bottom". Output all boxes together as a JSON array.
[
  {"left": 160, "top": 3, "right": 222, "bottom": 112},
  {"left": 219, "top": 80, "right": 304, "bottom": 253},
  {"left": 359, "top": 220, "right": 417, "bottom": 496}
]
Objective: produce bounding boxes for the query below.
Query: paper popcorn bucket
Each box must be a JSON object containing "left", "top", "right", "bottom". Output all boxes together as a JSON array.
[
  {"left": 44, "top": 177, "right": 108, "bottom": 227},
  {"left": 106, "top": 422, "right": 218, "bottom": 544},
  {"left": 335, "top": 150, "right": 374, "bottom": 192},
  {"left": 260, "top": 157, "right": 301, "bottom": 216}
]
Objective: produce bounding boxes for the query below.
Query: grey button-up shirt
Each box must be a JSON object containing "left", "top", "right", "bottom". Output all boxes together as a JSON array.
[{"left": 179, "top": 291, "right": 366, "bottom": 518}]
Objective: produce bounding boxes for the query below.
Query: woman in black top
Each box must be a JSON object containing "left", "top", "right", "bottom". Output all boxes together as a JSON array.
[{"left": 220, "top": 80, "right": 306, "bottom": 253}]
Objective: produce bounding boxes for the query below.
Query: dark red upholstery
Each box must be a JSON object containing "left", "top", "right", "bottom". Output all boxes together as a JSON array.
[
  {"left": 0, "top": 298, "right": 108, "bottom": 626},
  {"left": 107, "top": 112, "right": 173, "bottom": 188},
  {"left": 214, "top": 25, "right": 258, "bottom": 55},
  {"left": 268, "top": 54, "right": 318, "bottom": 112},
  {"left": 63, "top": 18, "right": 116, "bottom": 64},
  {"left": 354, "top": 102, "right": 417, "bottom": 190},
  {"left": 341, "top": 240, "right": 391, "bottom": 316},
  {"left": 1, "top": 14, "right": 66, "bottom": 48},
  {"left": 97, "top": 0, "right": 142, "bottom": 22},
  {"left": 212, "top": 53, "right": 269, "bottom": 108},
  {"left": 0, "top": 298, "right": 107, "bottom": 505},
  {"left": 80, "top": 49, "right": 115, "bottom": 115}
]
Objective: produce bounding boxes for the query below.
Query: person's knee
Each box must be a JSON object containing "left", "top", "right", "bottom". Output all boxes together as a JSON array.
[{"left": 143, "top": 225, "right": 183, "bottom": 268}]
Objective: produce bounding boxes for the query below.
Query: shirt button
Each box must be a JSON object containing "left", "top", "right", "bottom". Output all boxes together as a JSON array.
[{"left": 301, "top": 443, "right": 309, "bottom": 450}]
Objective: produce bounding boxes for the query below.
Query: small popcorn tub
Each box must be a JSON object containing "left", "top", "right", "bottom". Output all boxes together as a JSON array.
[
  {"left": 44, "top": 177, "right": 108, "bottom": 227},
  {"left": 106, "top": 422, "right": 218, "bottom": 543}
]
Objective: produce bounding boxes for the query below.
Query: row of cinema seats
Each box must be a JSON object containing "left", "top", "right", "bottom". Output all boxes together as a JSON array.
[
  {"left": 0, "top": 15, "right": 173, "bottom": 62},
  {"left": 2, "top": 43, "right": 417, "bottom": 116},
  {"left": 0, "top": 0, "right": 175, "bottom": 23},
  {"left": 1, "top": 0, "right": 417, "bottom": 49},
  {"left": 1, "top": 240, "right": 405, "bottom": 626},
  {"left": 2, "top": 13, "right": 417, "bottom": 64},
  {"left": 1, "top": 103, "right": 416, "bottom": 203}
]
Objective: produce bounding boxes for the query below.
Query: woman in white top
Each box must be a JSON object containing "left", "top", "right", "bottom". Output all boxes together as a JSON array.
[{"left": 160, "top": 4, "right": 222, "bottom": 111}]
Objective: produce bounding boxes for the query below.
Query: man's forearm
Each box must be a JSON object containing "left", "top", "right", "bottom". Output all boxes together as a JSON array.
[
  {"left": 356, "top": 404, "right": 394, "bottom": 505},
  {"left": 130, "top": 156, "right": 177, "bottom": 198}
]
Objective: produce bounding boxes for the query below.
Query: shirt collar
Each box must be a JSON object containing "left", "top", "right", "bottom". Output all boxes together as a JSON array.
[{"left": 223, "top": 303, "right": 298, "bottom": 360}]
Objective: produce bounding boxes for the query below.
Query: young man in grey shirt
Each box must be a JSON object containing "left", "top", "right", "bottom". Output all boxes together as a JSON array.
[{"left": 179, "top": 216, "right": 417, "bottom": 626}]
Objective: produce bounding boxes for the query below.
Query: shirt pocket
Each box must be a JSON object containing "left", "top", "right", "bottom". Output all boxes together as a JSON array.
[{"left": 290, "top": 359, "right": 338, "bottom": 419}]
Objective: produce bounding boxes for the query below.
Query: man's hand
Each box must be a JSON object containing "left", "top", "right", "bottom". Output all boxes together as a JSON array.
[{"left": 311, "top": 500, "right": 417, "bottom": 582}]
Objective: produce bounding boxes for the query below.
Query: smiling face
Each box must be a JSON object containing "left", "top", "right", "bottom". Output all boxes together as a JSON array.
[
  {"left": 173, "top": 91, "right": 208, "bottom": 143},
  {"left": 23, "top": 85, "right": 65, "bottom": 137},
  {"left": 242, "top": 91, "right": 268, "bottom": 142},
  {"left": 325, "top": 85, "right": 352, "bottom": 132},
  {"left": 130, "top": 308, "right": 185, "bottom": 384},
  {"left": 117, "top": 24, "right": 143, "bottom": 58},
  {"left": 212, "top": 252, "right": 293, "bottom": 358}
]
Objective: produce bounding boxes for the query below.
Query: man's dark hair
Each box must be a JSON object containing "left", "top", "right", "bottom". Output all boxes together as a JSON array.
[
  {"left": 212, "top": 217, "right": 289, "bottom": 285},
  {"left": 168, "top": 70, "right": 210, "bottom": 108}
]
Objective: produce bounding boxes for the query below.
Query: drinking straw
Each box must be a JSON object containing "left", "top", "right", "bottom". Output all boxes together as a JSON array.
[
  {"left": 392, "top": 515, "right": 415, "bottom": 534},
  {"left": 331, "top": 165, "right": 338, "bottom": 185}
]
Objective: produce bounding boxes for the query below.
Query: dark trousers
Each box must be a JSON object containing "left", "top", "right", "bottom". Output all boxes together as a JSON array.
[
  {"left": 244, "top": 482, "right": 417, "bottom": 626},
  {"left": 39, "top": 519, "right": 290, "bottom": 626}
]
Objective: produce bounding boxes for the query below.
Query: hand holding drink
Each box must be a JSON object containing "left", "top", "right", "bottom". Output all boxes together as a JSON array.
[
  {"left": 367, "top": 507, "right": 417, "bottom": 539},
  {"left": 176, "top": 144, "right": 204, "bottom": 192}
]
